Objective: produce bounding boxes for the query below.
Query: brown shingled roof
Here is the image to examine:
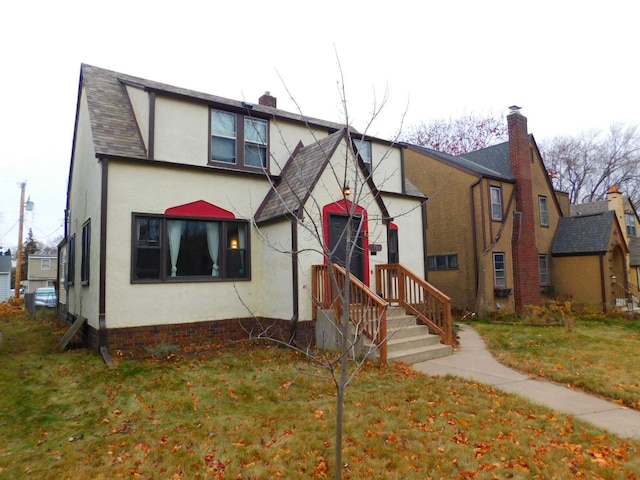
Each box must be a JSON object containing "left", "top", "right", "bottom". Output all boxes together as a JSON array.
[{"left": 81, "top": 64, "right": 147, "bottom": 159}]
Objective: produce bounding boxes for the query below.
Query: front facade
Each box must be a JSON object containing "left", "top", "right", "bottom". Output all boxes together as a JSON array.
[
  {"left": 26, "top": 255, "right": 58, "bottom": 292},
  {"left": 61, "top": 65, "right": 427, "bottom": 355}
]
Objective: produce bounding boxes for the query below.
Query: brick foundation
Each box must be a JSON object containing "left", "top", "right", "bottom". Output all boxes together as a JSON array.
[{"left": 74, "top": 317, "right": 315, "bottom": 358}]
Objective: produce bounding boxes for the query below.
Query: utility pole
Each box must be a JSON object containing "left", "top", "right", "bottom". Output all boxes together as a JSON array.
[{"left": 14, "top": 182, "right": 26, "bottom": 299}]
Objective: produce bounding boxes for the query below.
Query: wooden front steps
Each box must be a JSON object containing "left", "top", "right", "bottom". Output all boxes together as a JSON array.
[{"left": 365, "top": 306, "right": 452, "bottom": 364}]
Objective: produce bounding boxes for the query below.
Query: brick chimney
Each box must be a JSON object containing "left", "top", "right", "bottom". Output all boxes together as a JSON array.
[
  {"left": 258, "top": 91, "right": 277, "bottom": 108},
  {"left": 607, "top": 186, "right": 627, "bottom": 240},
  {"left": 507, "top": 106, "right": 541, "bottom": 311}
]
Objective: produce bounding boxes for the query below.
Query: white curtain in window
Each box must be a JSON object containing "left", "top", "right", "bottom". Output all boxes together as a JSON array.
[
  {"left": 167, "top": 220, "right": 185, "bottom": 277},
  {"left": 206, "top": 222, "right": 220, "bottom": 276}
]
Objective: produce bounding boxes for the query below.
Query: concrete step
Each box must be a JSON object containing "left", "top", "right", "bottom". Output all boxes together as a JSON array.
[
  {"left": 386, "top": 343, "right": 453, "bottom": 364},
  {"left": 385, "top": 332, "right": 442, "bottom": 351},
  {"left": 386, "top": 324, "right": 431, "bottom": 340}
]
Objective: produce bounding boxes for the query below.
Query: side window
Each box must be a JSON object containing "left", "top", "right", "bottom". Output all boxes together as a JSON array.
[
  {"left": 244, "top": 118, "right": 268, "bottom": 168},
  {"left": 625, "top": 212, "right": 637, "bottom": 236},
  {"left": 539, "top": 196, "right": 549, "bottom": 227},
  {"left": 427, "top": 254, "right": 459, "bottom": 270},
  {"left": 211, "top": 110, "right": 237, "bottom": 164},
  {"left": 41, "top": 259, "right": 51, "bottom": 270},
  {"left": 490, "top": 186, "right": 502, "bottom": 221},
  {"left": 539, "top": 254, "right": 549, "bottom": 285},
  {"left": 493, "top": 252, "right": 506, "bottom": 287},
  {"left": 81, "top": 220, "right": 91, "bottom": 284},
  {"left": 388, "top": 227, "right": 399, "bottom": 263},
  {"left": 210, "top": 109, "right": 269, "bottom": 170},
  {"left": 67, "top": 235, "right": 76, "bottom": 286}
]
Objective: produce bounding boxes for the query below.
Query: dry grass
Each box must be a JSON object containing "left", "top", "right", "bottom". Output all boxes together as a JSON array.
[
  {"left": 1, "top": 310, "right": 640, "bottom": 478},
  {"left": 472, "top": 311, "right": 640, "bottom": 410}
]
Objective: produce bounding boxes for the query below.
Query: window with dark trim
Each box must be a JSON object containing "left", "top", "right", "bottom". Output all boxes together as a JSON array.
[
  {"left": 133, "top": 214, "right": 250, "bottom": 282},
  {"left": 539, "top": 196, "right": 549, "bottom": 227},
  {"left": 625, "top": 212, "right": 637, "bottom": 236},
  {"left": 388, "top": 228, "right": 399, "bottom": 263},
  {"left": 210, "top": 109, "right": 268, "bottom": 169},
  {"left": 81, "top": 220, "right": 91, "bottom": 284},
  {"left": 490, "top": 186, "right": 502, "bottom": 221},
  {"left": 427, "top": 254, "right": 458, "bottom": 270},
  {"left": 538, "top": 254, "right": 550, "bottom": 285},
  {"left": 493, "top": 252, "right": 506, "bottom": 287},
  {"left": 67, "top": 235, "right": 76, "bottom": 286}
]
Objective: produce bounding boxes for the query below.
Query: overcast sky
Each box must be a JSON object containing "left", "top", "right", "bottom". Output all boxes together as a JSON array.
[{"left": 1, "top": 0, "right": 638, "bottom": 251}]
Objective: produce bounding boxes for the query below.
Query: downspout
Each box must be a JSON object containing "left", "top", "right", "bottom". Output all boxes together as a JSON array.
[
  {"left": 599, "top": 252, "right": 607, "bottom": 313},
  {"left": 421, "top": 201, "right": 428, "bottom": 280},
  {"left": 290, "top": 217, "right": 299, "bottom": 345},
  {"left": 99, "top": 158, "right": 113, "bottom": 365},
  {"left": 470, "top": 178, "right": 481, "bottom": 301}
]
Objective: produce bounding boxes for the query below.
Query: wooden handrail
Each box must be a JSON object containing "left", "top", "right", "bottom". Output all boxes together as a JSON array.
[
  {"left": 613, "top": 281, "right": 640, "bottom": 310},
  {"left": 375, "top": 263, "right": 454, "bottom": 346},
  {"left": 312, "top": 264, "right": 389, "bottom": 363}
]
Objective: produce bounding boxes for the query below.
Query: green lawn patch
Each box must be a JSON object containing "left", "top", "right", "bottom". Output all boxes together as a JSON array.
[{"left": 1, "top": 312, "right": 640, "bottom": 478}]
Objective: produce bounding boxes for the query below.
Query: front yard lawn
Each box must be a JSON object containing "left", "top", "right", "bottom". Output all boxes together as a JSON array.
[
  {"left": 471, "top": 312, "right": 640, "bottom": 410},
  {"left": 1, "top": 311, "right": 640, "bottom": 478}
]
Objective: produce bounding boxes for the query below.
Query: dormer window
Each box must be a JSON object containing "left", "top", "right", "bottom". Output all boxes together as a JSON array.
[
  {"left": 353, "top": 139, "right": 372, "bottom": 172},
  {"left": 210, "top": 109, "right": 268, "bottom": 170}
]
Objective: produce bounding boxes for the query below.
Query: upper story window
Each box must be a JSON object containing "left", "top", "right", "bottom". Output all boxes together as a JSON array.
[
  {"left": 41, "top": 259, "right": 51, "bottom": 270},
  {"left": 133, "top": 214, "right": 249, "bottom": 283},
  {"left": 67, "top": 235, "right": 76, "bottom": 287},
  {"left": 353, "top": 139, "right": 372, "bottom": 172},
  {"left": 210, "top": 109, "right": 268, "bottom": 169},
  {"left": 490, "top": 186, "right": 502, "bottom": 221},
  {"left": 625, "top": 211, "right": 637, "bottom": 236},
  {"left": 539, "top": 196, "right": 549, "bottom": 227}
]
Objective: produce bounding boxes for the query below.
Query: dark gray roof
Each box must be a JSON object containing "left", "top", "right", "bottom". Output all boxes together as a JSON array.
[
  {"left": 406, "top": 144, "right": 509, "bottom": 180},
  {"left": 570, "top": 200, "right": 608, "bottom": 216},
  {"left": 459, "top": 141, "right": 513, "bottom": 179},
  {"left": 403, "top": 177, "right": 425, "bottom": 198},
  {"left": 80, "top": 64, "right": 348, "bottom": 160},
  {"left": 255, "top": 130, "right": 345, "bottom": 223},
  {"left": 629, "top": 236, "right": 640, "bottom": 266},
  {"left": 552, "top": 211, "right": 615, "bottom": 255}
]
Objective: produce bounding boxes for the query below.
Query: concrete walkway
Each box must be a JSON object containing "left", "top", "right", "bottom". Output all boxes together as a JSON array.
[{"left": 413, "top": 324, "right": 640, "bottom": 440}]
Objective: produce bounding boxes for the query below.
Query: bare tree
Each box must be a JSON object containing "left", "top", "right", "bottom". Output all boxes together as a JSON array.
[
  {"left": 540, "top": 123, "right": 640, "bottom": 206},
  {"left": 400, "top": 111, "right": 508, "bottom": 155},
  {"left": 238, "top": 62, "right": 415, "bottom": 480}
]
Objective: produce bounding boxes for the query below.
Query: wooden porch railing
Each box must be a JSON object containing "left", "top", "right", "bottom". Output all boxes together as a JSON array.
[
  {"left": 312, "top": 264, "right": 389, "bottom": 363},
  {"left": 375, "top": 263, "right": 454, "bottom": 346}
]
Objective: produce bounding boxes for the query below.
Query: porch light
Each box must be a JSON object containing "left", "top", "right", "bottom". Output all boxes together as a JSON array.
[
  {"left": 611, "top": 275, "right": 617, "bottom": 285},
  {"left": 343, "top": 184, "right": 351, "bottom": 197},
  {"left": 230, "top": 238, "right": 239, "bottom": 249}
]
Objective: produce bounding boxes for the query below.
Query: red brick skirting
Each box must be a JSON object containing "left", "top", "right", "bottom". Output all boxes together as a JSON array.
[{"left": 79, "top": 317, "right": 315, "bottom": 357}]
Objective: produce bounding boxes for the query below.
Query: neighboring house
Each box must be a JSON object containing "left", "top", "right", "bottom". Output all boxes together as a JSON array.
[
  {"left": 404, "top": 107, "right": 568, "bottom": 316},
  {"left": 27, "top": 255, "right": 58, "bottom": 293},
  {"left": 0, "top": 255, "right": 11, "bottom": 302},
  {"left": 571, "top": 186, "right": 640, "bottom": 300},
  {"left": 60, "top": 64, "right": 430, "bottom": 357},
  {"left": 551, "top": 210, "right": 628, "bottom": 308}
]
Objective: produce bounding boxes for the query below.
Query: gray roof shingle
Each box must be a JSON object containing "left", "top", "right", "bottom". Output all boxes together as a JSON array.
[
  {"left": 552, "top": 211, "right": 615, "bottom": 255},
  {"left": 459, "top": 141, "right": 514, "bottom": 179},
  {"left": 255, "top": 129, "right": 346, "bottom": 223},
  {"left": 629, "top": 236, "right": 640, "bottom": 266},
  {"left": 406, "top": 144, "right": 509, "bottom": 179}
]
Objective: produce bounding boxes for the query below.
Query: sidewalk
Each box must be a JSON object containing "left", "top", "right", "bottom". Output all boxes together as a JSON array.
[{"left": 413, "top": 324, "right": 640, "bottom": 440}]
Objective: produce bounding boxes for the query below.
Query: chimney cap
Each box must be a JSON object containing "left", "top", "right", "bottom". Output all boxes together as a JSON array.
[
  {"left": 508, "top": 105, "right": 522, "bottom": 114},
  {"left": 608, "top": 185, "right": 620, "bottom": 194}
]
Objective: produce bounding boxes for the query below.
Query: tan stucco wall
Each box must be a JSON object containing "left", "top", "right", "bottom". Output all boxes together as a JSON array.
[
  {"left": 154, "top": 96, "right": 209, "bottom": 165},
  {"left": 67, "top": 90, "right": 102, "bottom": 329},
  {"left": 552, "top": 255, "right": 603, "bottom": 309},
  {"left": 104, "top": 162, "right": 273, "bottom": 328},
  {"left": 257, "top": 221, "right": 295, "bottom": 320},
  {"left": 371, "top": 143, "right": 403, "bottom": 194}
]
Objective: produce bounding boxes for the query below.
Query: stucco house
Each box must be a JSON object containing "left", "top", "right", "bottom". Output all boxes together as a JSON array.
[
  {"left": 60, "top": 64, "right": 451, "bottom": 362},
  {"left": 404, "top": 107, "right": 630, "bottom": 315},
  {"left": 26, "top": 255, "right": 58, "bottom": 293}
]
